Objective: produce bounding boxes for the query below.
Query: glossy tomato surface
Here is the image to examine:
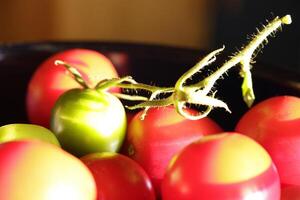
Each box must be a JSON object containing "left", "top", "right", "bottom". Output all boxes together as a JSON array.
[
  {"left": 51, "top": 88, "right": 127, "bottom": 157},
  {"left": 161, "top": 133, "right": 281, "bottom": 200},
  {"left": 26, "top": 48, "right": 119, "bottom": 128},
  {"left": 235, "top": 96, "right": 300, "bottom": 188},
  {"left": 0, "top": 123, "right": 60, "bottom": 146},
  {"left": 81, "top": 152, "right": 155, "bottom": 200},
  {"left": 0, "top": 140, "right": 96, "bottom": 200},
  {"left": 122, "top": 106, "right": 223, "bottom": 196}
]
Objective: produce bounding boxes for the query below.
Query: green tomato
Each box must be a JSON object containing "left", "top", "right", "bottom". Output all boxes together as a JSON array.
[
  {"left": 50, "top": 88, "right": 127, "bottom": 157},
  {"left": 0, "top": 123, "right": 60, "bottom": 146}
]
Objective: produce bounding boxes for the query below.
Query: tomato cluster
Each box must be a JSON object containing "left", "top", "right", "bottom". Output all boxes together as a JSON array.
[{"left": 0, "top": 48, "right": 299, "bottom": 200}]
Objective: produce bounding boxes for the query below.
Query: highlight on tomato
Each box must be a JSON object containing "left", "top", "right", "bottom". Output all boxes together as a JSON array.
[
  {"left": 161, "top": 132, "right": 281, "bottom": 200},
  {"left": 235, "top": 95, "right": 300, "bottom": 192},
  {"left": 0, "top": 123, "right": 60, "bottom": 146},
  {"left": 0, "top": 140, "right": 96, "bottom": 200},
  {"left": 50, "top": 61, "right": 127, "bottom": 157},
  {"left": 122, "top": 106, "right": 223, "bottom": 196},
  {"left": 81, "top": 152, "right": 156, "bottom": 200},
  {"left": 26, "top": 48, "right": 119, "bottom": 128},
  {"left": 51, "top": 88, "right": 127, "bottom": 157}
]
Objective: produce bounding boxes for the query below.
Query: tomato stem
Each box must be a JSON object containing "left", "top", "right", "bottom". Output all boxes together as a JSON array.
[
  {"left": 114, "top": 14, "right": 292, "bottom": 120},
  {"left": 54, "top": 15, "right": 292, "bottom": 120},
  {"left": 55, "top": 60, "right": 89, "bottom": 89}
]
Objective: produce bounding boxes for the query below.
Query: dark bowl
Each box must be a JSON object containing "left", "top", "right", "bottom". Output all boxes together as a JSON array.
[{"left": 0, "top": 41, "right": 299, "bottom": 130}]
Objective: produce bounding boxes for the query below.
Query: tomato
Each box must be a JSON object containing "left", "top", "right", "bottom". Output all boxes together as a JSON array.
[
  {"left": 0, "top": 123, "right": 60, "bottom": 146},
  {"left": 126, "top": 110, "right": 138, "bottom": 125},
  {"left": 235, "top": 96, "right": 300, "bottom": 188},
  {"left": 122, "top": 106, "right": 223, "bottom": 196},
  {"left": 51, "top": 88, "right": 127, "bottom": 157},
  {"left": 26, "top": 48, "right": 119, "bottom": 128},
  {"left": 281, "top": 185, "right": 300, "bottom": 200},
  {"left": 81, "top": 152, "right": 156, "bottom": 200},
  {"left": 161, "top": 133, "right": 281, "bottom": 200},
  {"left": 0, "top": 140, "right": 96, "bottom": 200}
]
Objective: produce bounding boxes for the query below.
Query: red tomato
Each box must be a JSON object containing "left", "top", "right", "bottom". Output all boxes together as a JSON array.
[
  {"left": 26, "top": 48, "right": 119, "bottom": 128},
  {"left": 81, "top": 152, "right": 156, "bottom": 200},
  {"left": 126, "top": 110, "right": 138, "bottom": 125},
  {"left": 0, "top": 140, "right": 96, "bottom": 200},
  {"left": 161, "top": 133, "right": 281, "bottom": 200},
  {"left": 235, "top": 96, "right": 300, "bottom": 188},
  {"left": 122, "top": 106, "right": 223, "bottom": 196},
  {"left": 281, "top": 185, "right": 300, "bottom": 200}
]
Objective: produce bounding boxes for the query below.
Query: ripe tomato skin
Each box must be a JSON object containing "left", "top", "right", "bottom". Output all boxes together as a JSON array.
[
  {"left": 81, "top": 152, "right": 156, "bottom": 200},
  {"left": 0, "top": 140, "right": 96, "bottom": 200},
  {"left": 281, "top": 185, "right": 300, "bottom": 200},
  {"left": 122, "top": 106, "right": 223, "bottom": 196},
  {"left": 235, "top": 96, "right": 300, "bottom": 187},
  {"left": 51, "top": 88, "right": 127, "bottom": 157},
  {"left": 0, "top": 123, "right": 60, "bottom": 146},
  {"left": 161, "top": 133, "right": 281, "bottom": 200},
  {"left": 26, "top": 48, "right": 119, "bottom": 128}
]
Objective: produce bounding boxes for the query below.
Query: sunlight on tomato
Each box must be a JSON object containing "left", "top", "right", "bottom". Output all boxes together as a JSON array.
[
  {"left": 51, "top": 88, "right": 127, "bottom": 157},
  {"left": 81, "top": 152, "right": 155, "bottom": 200},
  {"left": 161, "top": 133, "right": 280, "bottom": 200},
  {"left": 26, "top": 48, "right": 119, "bottom": 128},
  {"left": 122, "top": 106, "right": 223, "bottom": 196},
  {"left": 0, "top": 140, "right": 96, "bottom": 200},
  {"left": 235, "top": 96, "right": 300, "bottom": 188}
]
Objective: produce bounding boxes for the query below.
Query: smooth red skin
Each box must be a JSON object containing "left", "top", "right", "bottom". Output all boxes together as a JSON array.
[
  {"left": 122, "top": 106, "right": 223, "bottom": 196},
  {"left": 161, "top": 133, "right": 281, "bottom": 200},
  {"left": 281, "top": 185, "right": 300, "bottom": 200},
  {"left": 235, "top": 96, "right": 300, "bottom": 187},
  {"left": 26, "top": 49, "right": 119, "bottom": 128},
  {"left": 81, "top": 152, "right": 156, "bottom": 200}
]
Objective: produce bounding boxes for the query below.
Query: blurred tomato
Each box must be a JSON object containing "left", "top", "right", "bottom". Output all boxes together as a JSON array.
[
  {"left": 0, "top": 123, "right": 60, "bottom": 146},
  {"left": 104, "top": 52, "right": 130, "bottom": 76},
  {"left": 122, "top": 106, "right": 223, "bottom": 196},
  {"left": 235, "top": 96, "right": 300, "bottom": 188},
  {"left": 162, "top": 133, "right": 281, "bottom": 200},
  {"left": 26, "top": 48, "right": 119, "bottom": 128},
  {"left": 0, "top": 140, "right": 96, "bottom": 200},
  {"left": 81, "top": 152, "right": 155, "bottom": 200}
]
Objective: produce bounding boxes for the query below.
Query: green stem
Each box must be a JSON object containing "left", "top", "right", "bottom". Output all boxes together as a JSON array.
[
  {"left": 174, "top": 47, "right": 224, "bottom": 90},
  {"left": 188, "top": 15, "right": 292, "bottom": 106},
  {"left": 55, "top": 15, "right": 292, "bottom": 121},
  {"left": 55, "top": 60, "right": 89, "bottom": 89}
]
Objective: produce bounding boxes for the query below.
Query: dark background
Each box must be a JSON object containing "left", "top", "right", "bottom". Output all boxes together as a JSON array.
[{"left": 213, "top": 0, "right": 299, "bottom": 73}]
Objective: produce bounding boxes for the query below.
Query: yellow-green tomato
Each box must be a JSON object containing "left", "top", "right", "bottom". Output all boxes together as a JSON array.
[
  {"left": 0, "top": 123, "right": 60, "bottom": 146},
  {"left": 51, "top": 88, "right": 127, "bottom": 157},
  {"left": 0, "top": 140, "right": 97, "bottom": 200}
]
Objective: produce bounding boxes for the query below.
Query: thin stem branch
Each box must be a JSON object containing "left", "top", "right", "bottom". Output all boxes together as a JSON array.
[
  {"left": 55, "top": 60, "right": 89, "bottom": 89},
  {"left": 54, "top": 15, "right": 292, "bottom": 121}
]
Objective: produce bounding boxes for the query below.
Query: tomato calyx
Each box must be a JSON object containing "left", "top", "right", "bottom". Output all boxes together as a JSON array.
[{"left": 55, "top": 15, "right": 291, "bottom": 121}]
